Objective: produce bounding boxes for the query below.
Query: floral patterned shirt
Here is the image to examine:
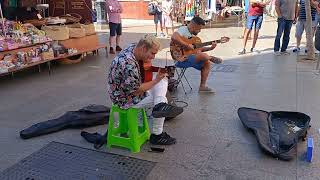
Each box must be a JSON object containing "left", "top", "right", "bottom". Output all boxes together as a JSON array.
[{"left": 108, "top": 43, "right": 147, "bottom": 109}]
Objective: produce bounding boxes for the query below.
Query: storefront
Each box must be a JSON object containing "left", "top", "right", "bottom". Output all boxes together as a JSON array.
[
  {"left": 91, "top": 0, "right": 152, "bottom": 21},
  {"left": 103, "top": 0, "right": 242, "bottom": 20},
  {"left": 94, "top": 0, "right": 107, "bottom": 23},
  {"left": 119, "top": 0, "right": 152, "bottom": 20}
]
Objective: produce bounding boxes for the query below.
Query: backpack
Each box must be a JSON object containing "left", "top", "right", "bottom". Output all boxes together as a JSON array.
[{"left": 148, "top": 3, "right": 157, "bottom": 15}]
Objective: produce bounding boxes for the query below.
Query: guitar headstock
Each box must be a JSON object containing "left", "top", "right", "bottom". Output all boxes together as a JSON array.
[{"left": 220, "top": 36, "right": 230, "bottom": 43}]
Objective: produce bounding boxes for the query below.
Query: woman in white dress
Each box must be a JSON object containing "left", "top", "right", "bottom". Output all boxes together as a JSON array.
[{"left": 161, "top": 0, "right": 174, "bottom": 36}]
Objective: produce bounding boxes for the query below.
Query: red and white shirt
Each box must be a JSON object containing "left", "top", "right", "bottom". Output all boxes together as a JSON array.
[{"left": 106, "top": 0, "right": 122, "bottom": 24}]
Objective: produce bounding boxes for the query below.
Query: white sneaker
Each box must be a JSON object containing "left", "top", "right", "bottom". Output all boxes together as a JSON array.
[
  {"left": 281, "top": 51, "right": 290, "bottom": 55},
  {"left": 293, "top": 47, "right": 300, "bottom": 53},
  {"left": 305, "top": 49, "right": 320, "bottom": 54},
  {"left": 238, "top": 49, "right": 246, "bottom": 55},
  {"left": 274, "top": 51, "right": 281, "bottom": 56},
  {"left": 250, "top": 48, "right": 260, "bottom": 53},
  {"left": 159, "top": 32, "right": 165, "bottom": 38}
]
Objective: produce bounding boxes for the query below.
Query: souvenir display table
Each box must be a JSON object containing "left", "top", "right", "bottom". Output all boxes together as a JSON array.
[
  {"left": 0, "top": 20, "right": 53, "bottom": 75},
  {"left": 0, "top": 19, "right": 106, "bottom": 77}
]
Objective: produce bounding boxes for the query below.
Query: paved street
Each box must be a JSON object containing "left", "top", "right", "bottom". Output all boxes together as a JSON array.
[{"left": 1, "top": 17, "right": 320, "bottom": 179}]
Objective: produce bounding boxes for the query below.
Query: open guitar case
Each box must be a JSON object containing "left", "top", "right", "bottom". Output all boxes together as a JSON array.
[
  {"left": 238, "top": 107, "right": 311, "bottom": 160},
  {"left": 20, "top": 105, "right": 110, "bottom": 139}
]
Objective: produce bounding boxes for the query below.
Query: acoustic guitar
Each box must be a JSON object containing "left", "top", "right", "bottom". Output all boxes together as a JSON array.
[{"left": 170, "top": 36, "right": 230, "bottom": 61}]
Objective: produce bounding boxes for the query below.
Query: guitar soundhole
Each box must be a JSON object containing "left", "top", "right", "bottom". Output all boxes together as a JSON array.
[{"left": 173, "top": 52, "right": 182, "bottom": 59}]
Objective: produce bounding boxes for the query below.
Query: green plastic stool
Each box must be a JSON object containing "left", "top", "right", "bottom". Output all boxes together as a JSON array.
[{"left": 107, "top": 105, "right": 150, "bottom": 153}]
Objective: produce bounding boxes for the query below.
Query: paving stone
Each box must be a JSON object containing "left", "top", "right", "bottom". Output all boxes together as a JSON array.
[
  {"left": 197, "top": 139, "right": 297, "bottom": 179},
  {"left": 1, "top": 19, "right": 320, "bottom": 179}
]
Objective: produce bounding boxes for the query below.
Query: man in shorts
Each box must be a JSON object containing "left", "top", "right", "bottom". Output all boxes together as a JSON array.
[
  {"left": 293, "top": 0, "right": 320, "bottom": 53},
  {"left": 171, "top": 17, "right": 223, "bottom": 93},
  {"left": 240, "top": 0, "right": 252, "bottom": 39},
  {"left": 161, "top": 0, "right": 174, "bottom": 37},
  {"left": 151, "top": 0, "right": 165, "bottom": 37},
  {"left": 106, "top": 0, "right": 123, "bottom": 54}
]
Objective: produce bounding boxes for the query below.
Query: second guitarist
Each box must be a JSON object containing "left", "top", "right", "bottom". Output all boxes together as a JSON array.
[{"left": 171, "top": 17, "right": 224, "bottom": 93}]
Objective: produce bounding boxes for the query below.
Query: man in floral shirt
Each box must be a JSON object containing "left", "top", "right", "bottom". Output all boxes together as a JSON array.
[{"left": 108, "top": 35, "right": 183, "bottom": 145}]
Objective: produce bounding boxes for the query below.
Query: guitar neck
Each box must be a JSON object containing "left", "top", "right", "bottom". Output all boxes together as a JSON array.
[{"left": 194, "top": 40, "right": 221, "bottom": 48}]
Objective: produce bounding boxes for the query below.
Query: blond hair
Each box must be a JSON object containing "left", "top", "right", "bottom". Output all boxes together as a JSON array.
[{"left": 137, "top": 34, "right": 161, "bottom": 50}]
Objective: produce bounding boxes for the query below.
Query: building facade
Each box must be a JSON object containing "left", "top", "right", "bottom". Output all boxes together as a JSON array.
[
  {"left": 93, "top": 0, "right": 152, "bottom": 21},
  {"left": 119, "top": 1, "right": 152, "bottom": 20}
]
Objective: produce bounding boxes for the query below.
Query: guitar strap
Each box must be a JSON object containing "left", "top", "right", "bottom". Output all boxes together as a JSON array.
[{"left": 138, "top": 60, "right": 145, "bottom": 83}]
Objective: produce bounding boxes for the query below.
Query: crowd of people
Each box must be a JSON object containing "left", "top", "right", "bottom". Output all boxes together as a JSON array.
[
  {"left": 239, "top": 0, "right": 320, "bottom": 55},
  {"left": 149, "top": 0, "right": 175, "bottom": 37},
  {"left": 104, "top": 0, "right": 320, "bottom": 54}
]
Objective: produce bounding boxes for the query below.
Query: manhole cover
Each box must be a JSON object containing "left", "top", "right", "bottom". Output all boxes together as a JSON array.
[
  {"left": 212, "top": 64, "right": 238, "bottom": 72},
  {"left": 0, "top": 142, "right": 156, "bottom": 180}
]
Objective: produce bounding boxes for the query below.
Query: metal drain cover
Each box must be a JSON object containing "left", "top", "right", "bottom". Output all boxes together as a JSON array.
[
  {"left": 0, "top": 142, "right": 156, "bottom": 180},
  {"left": 212, "top": 64, "right": 238, "bottom": 72}
]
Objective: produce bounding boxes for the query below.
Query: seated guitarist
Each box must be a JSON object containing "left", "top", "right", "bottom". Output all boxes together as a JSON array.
[
  {"left": 171, "top": 16, "right": 223, "bottom": 93},
  {"left": 108, "top": 34, "right": 183, "bottom": 145}
]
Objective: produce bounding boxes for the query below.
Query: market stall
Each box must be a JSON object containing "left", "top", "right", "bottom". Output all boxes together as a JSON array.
[
  {"left": 0, "top": 0, "right": 106, "bottom": 77},
  {"left": 0, "top": 20, "right": 53, "bottom": 74},
  {"left": 174, "top": 0, "right": 244, "bottom": 24}
]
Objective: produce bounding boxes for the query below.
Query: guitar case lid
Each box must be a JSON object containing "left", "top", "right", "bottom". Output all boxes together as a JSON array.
[
  {"left": 238, "top": 107, "right": 310, "bottom": 161},
  {"left": 315, "top": 26, "right": 320, "bottom": 51}
]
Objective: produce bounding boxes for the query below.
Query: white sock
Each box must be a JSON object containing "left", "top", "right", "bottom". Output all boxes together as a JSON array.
[{"left": 152, "top": 117, "right": 165, "bottom": 135}]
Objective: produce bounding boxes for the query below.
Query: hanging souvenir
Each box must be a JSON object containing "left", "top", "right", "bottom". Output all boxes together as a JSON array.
[{"left": 185, "top": 0, "right": 195, "bottom": 21}]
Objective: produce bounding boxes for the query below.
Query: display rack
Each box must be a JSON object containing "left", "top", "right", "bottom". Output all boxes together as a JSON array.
[{"left": 0, "top": 34, "right": 107, "bottom": 77}]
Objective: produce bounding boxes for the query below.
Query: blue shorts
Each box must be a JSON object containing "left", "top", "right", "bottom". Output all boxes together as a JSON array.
[
  {"left": 109, "top": 22, "right": 122, "bottom": 36},
  {"left": 246, "top": 15, "right": 263, "bottom": 30},
  {"left": 154, "top": 12, "right": 162, "bottom": 24},
  {"left": 175, "top": 55, "right": 205, "bottom": 70}
]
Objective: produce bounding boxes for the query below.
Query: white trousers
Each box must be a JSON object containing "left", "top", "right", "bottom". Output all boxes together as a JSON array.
[{"left": 133, "top": 77, "right": 168, "bottom": 135}]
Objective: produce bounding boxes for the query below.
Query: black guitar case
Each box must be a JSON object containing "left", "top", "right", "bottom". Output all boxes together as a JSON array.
[
  {"left": 238, "top": 107, "right": 310, "bottom": 161},
  {"left": 20, "top": 105, "right": 110, "bottom": 139}
]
